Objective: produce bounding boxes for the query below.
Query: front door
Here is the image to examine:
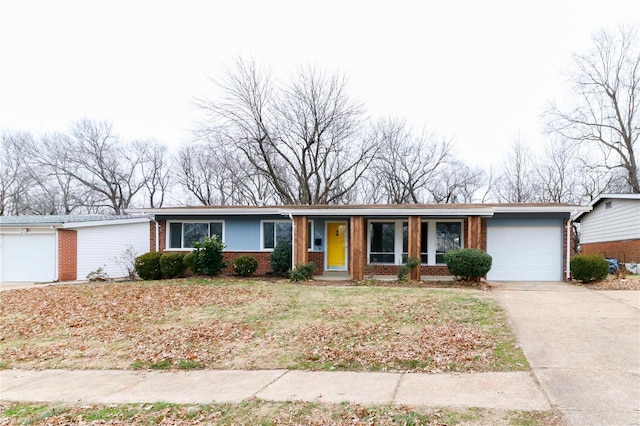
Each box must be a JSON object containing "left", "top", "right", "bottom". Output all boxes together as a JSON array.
[{"left": 326, "top": 222, "right": 348, "bottom": 270}]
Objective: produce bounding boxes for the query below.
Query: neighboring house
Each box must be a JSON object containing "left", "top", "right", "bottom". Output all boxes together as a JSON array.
[
  {"left": 573, "top": 194, "right": 640, "bottom": 267},
  {"left": 130, "top": 203, "right": 590, "bottom": 282},
  {"left": 0, "top": 215, "right": 150, "bottom": 283}
]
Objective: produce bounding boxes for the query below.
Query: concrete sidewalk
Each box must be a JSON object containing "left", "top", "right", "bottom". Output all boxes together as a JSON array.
[
  {"left": 0, "top": 369, "right": 549, "bottom": 410},
  {"left": 494, "top": 282, "right": 640, "bottom": 426}
]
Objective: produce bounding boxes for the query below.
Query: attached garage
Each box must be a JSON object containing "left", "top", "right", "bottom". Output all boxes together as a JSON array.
[
  {"left": 0, "top": 231, "right": 57, "bottom": 282},
  {"left": 0, "top": 215, "right": 150, "bottom": 283},
  {"left": 486, "top": 219, "right": 564, "bottom": 281}
]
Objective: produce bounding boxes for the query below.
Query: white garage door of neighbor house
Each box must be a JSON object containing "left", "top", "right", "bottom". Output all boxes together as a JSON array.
[
  {"left": 486, "top": 222, "right": 562, "bottom": 281},
  {"left": 0, "top": 233, "right": 57, "bottom": 282}
]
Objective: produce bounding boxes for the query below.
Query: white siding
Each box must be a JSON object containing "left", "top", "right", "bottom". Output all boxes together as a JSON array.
[
  {"left": 76, "top": 222, "right": 149, "bottom": 279},
  {"left": 581, "top": 199, "right": 640, "bottom": 244}
]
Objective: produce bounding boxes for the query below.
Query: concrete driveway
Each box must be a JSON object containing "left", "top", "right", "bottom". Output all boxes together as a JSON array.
[{"left": 494, "top": 281, "right": 640, "bottom": 426}]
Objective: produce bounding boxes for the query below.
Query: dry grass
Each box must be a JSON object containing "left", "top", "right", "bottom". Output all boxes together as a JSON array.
[
  {"left": 0, "top": 278, "right": 527, "bottom": 373},
  {"left": 0, "top": 400, "right": 566, "bottom": 426}
]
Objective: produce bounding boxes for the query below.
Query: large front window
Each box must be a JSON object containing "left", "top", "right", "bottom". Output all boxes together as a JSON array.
[
  {"left": 168, "top": 221, "right": 224, "bottom": 249},
  {"left": 367, "top": 220, "right": 462, "bottom": 265}
]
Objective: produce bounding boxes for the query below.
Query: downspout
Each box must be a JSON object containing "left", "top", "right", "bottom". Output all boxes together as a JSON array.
[
  {"left": 289, "top": 213, "right": 295, "bottom": 271},
  {"left": 566, "top": 216, "right": 572, "bottom": 281}
]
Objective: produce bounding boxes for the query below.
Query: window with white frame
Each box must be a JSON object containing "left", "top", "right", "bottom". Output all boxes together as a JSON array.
[
  {"left": 262, "top": 220, "right": 292, "bottom": 250},
  {"left": 369, "top": 221, "right": 407, "bottom": 264},
  {"left": 262, "top": 220, "right": 314, "bottom": 250},
  {"left": 435, "top": 222, "right": 462, "bottom": 263},
  {"left": 168, "top": 221, "right": 224, "bottom": 249},
  {"left": 368, "top": 219, "right": 462, "bottom": 265}
]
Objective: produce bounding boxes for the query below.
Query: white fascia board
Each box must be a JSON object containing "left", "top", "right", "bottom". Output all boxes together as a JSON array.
[
  {"left": 62, "top": 217, "right": 151, "bottom": 229},
  {"left": 279, "top": 208, "right": 496, "bottom": 217},
  {"left": 492, "top": 206, "right": 591, "bottom": 214},
  {"left": 128, "top": 208, "right": 283, "bottom": 216}
]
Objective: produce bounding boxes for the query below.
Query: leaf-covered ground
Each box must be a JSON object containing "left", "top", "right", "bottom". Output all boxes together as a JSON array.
[
  {"left": 0, "top": 400, "right": 565, "bottom": 426},
  {"left": 0, "top": 278, "right": 527, "bottom": 372}
]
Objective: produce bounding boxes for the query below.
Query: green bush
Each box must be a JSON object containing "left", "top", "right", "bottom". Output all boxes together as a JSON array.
[
  {"left": 183, "top": 251, "right": 197, "bottom": 274},
  {"left": 192, "top": 236, "right": 227, "bottom": 276},
  {"left": 570, "top": 254, "right": 608, "bottom": 283},
  {"left": 290, "top": 262, "right": 315, "bottom": 282},
  {"left": 270, "top": 240, "right": 292, "bottom": 277},
  {"left": 397, "top": 257, "right": 421, "bottom": 281},
  {"left": 232, "top": 255, "right": 259, "bottom": 277},
  {"left": 444, "top": 248, "right": 492, "bottom": 281},
  {"left": 134, "top": 252, "right": 163, "bottom": 280},
  {"left": 160, "top": 252, "right": 187, "bottom": 278}
]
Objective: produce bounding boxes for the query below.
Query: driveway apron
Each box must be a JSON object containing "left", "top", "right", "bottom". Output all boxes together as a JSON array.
[{"left": 495, "top": 282, "right": 640, "bottom": 426}]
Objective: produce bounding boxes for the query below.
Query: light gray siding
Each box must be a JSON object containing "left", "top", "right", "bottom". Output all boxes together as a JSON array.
[
  {"left": 77, "top": 222, "right": 150, "bottom": 279},
  {"left": 580, "top": 199, "right": 640, "bottom": 243}
]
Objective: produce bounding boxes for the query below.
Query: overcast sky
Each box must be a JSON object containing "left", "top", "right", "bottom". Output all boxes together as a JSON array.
[{"left": 1, "top": 0, "right": 639, "bottom": 167}]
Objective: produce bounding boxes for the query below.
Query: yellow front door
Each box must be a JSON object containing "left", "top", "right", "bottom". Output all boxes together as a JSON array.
[{"left": 327, "top": 222, "right": 347, "bottom": 269}]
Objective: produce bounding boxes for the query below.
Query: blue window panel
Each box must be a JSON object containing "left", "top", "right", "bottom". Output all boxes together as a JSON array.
[{"left": 224, "top": 219, "right": 261, "bottom": 251}]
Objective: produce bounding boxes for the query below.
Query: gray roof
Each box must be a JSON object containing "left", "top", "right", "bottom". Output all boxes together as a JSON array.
[{"left": 0, "top": 214, "right": 145, "bottom": 227}]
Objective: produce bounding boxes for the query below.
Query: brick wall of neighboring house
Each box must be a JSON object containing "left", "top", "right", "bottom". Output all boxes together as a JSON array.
[
  {"left": 58, "top": 229, "right": 77, "bottom": 281},
  {"left": 149, "top": 221, "right": 157, "bottom": 252},
  {"left": 158, "top": 220, "right": 167, "bottom": 252},
  {"left": 580, "top": 240, "right": 640, "bottom": 264}
]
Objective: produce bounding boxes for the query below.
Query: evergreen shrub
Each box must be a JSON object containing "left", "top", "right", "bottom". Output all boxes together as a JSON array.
[
  {"left": 134, "top": 252, "right": 163, "bottom": 280},
  {"left": 232, "top": 255, "right": 259, "bottom": 277},
  {"left": 570, "top": 254, "right": 608, "bottom": 283},
  {"left": 270, "top": 240, "right": 292, "bottom": 277},
  {"left": 444, "top": 248, "right": 492, "bottom": 281},
  {"left": 159, "top": 252, "right": 187, "bottom": 278}
]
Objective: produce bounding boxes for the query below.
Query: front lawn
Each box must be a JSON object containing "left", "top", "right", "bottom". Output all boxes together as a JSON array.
[{"left": 0, "top": 278, "right": 527, "bottom": 373}]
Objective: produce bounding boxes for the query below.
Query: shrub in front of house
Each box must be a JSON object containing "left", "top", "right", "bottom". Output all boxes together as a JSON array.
[
  {"left": 290, "top": 262, "right": 315, "bottom": 281},
  {"left": 570, "top": 254, "right": 608, "bottom": 283},
  {"left": 135, "top": 252, "right": 163, "bottom": 280},
  {"left": 160, "top": 252, "right": 187, "bottom": 279},
  {"left": 397, "top": 257, "right": 421, "bottom": 281},
  {"left": 190, "top": 236, "right": 227, "bottom": 276},
  {"left": 232, "top": 255, "right": 259, "bottom": 277},
  {"left": 270, "top": 240, "right": 292, "bottom": 277},
  {"left": 183, "top": 251, "right": 197, "bottom": 274},
  {"left": 444, "top": 248, "right": 492, "bottom": 281}
]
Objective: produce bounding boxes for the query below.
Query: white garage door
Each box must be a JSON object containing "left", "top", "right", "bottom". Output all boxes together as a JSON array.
[
  {"left": 0, "top": 232, "right": 57, "bottom": 282},
  {"left": 486, "top": 222, "right": 562, "bottom": 281}
]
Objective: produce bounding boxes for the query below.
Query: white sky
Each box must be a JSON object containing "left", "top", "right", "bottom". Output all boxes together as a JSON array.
[{"left": 1, "top": 0, "right": 639, "bottom": 168}]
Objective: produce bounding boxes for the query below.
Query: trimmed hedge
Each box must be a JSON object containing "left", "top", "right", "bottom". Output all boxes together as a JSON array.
[
  {"left": 135, "top": 252, "right": 163, "bottom": 280},
  {"left": 570, "top": 254, "right": 608, "bottom": 283},
  {"left": 232, "top": 255, "right": 259, "bottom": 277},
  {"left": 444, "top": 248, "right": 492, "bottom": 281},
  {"left": 160, "top": 252, "right": 187, "bottom": 279}
]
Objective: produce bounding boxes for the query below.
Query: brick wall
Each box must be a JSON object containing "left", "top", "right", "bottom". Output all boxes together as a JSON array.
[
  {"left": 149, "top": 221, "right": 156, "bottom": 252},
  {"left": 580, "top": 239, "right": 640, "bottom": 263},
  {"left": 58, "top": 229, "right": 77, "bottom": 281},
  {"left": 365, "top": 264, "right": 450, "bottom": 277}
]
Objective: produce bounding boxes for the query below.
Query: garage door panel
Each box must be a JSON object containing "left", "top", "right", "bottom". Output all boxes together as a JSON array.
[
  {"left": 487, "top": 225, "right": 562, "bottom": 281},
  {"left": 0, "top": 233, "right": 56, "bottom": 282}
]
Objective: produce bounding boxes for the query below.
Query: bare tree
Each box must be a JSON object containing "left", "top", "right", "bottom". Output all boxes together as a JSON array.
[
  {"left": 546, "top": 25, "right": 640, "bottom": 193},
  {"left": 195, "top": 58, "right": 378, "bottom": 205},
  {"left": 30, "top": 120, "right": 165, "bottom": 214},
  {"left": 364, "top": 119, "right": 452, "bottom": 204},
  {"left": 493, "top": 138, "right": 536, "bottom": 202},
  {"left": 139, "top": 140, "right": 171, "bottom": 208},
  {"left": 0, "top": 131, "right": 33, "bottom": 215},
  {"left": 428, "top": 160, "right": 487, "bottom": 203}
]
